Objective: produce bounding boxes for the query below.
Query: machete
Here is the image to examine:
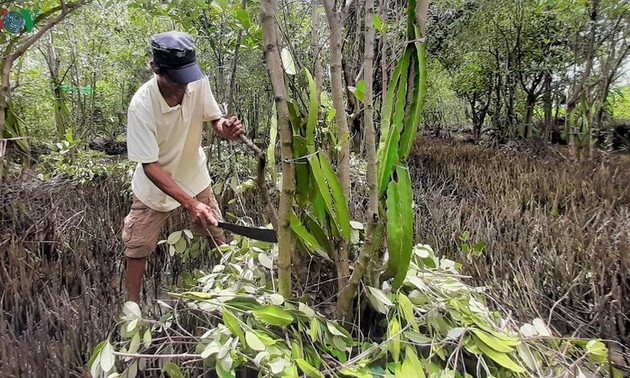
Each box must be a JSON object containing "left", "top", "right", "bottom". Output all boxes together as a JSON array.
[{"left": 217, "top": 221, "right": 278, "bottom": 243}]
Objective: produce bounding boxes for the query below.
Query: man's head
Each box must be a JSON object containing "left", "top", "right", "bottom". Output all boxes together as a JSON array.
[{"left": 150, "top": 31, "right": 204, "bottom": 84}]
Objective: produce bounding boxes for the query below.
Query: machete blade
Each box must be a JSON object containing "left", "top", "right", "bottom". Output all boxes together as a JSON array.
[{"left": 217, "top": 222, "right": 278, "bottom": 243}]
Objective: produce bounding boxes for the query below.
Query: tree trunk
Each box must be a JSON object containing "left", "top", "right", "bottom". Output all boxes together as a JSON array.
[
  {"left": 43, "top": 33, "right": 73, "bottom": 140},
  {"left": 260, "top": 0, "right": 294, "bottom": 298},
  {"left": 523, "top": 91, "right": 537, "bottom": 138},
  {"left": 336, "top": 0, "right": 377, "bottom": 322},
  {"left": 380, "top": 1, "right": 388, "bottom": 111},
  {"left": 311, "top": 0, "right": 323, "bottom": 99},
  {"left": 322, "top": 0, "right": 351, "bottom": 317},
  {"left": 542, "top": 73, "right": 552, "bottom": 142}
]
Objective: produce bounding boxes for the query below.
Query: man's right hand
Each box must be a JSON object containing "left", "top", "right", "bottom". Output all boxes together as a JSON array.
[{"left": 186, "top": 199, "right": 219, "bottom": 228}]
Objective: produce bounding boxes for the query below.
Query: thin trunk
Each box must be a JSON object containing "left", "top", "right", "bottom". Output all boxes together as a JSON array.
[
  {"left": 311, "top": 0, "right": 323, "bottom": 99},
  {"left": 0, "top": 57, "right": 14, "bottom": 163},
  {"left": 260, "top": 0, "right": 294, "bottom": 298},
  {"left": 543, "top": 73, "right": 552, "bottom": 142},
  {"left": 524, "top": 92, "right": 537, "bottom": 137},
  {"left": 322, "top": 0, "right": 351, "bottom": 317},
  {"left": 337, "top": 0, "right": 377, "bottom": 322},
  {"left": 227, "top": 0, "right": 248, "bottom": 117},
  {"left": 380, "top": 1, "right": 388, "bottom": 111}
]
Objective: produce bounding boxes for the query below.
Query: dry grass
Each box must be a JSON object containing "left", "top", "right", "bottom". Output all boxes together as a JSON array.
[
  {"left": 1, "top": 138, "right": 628, "bottom": 375},
  {"left": 0, "top": 176, "right": 219, "bottom": 376},
  {"left": 407, "top": 137, "right": 630, "bottom": 347}
]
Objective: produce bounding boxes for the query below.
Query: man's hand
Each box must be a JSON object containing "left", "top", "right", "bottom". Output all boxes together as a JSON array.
[
  {"left": 185, "top": 199, "right": 219, "bottom": 228},
  {"left": 218, "top": 116, "right": 244, "bottom": 141}
]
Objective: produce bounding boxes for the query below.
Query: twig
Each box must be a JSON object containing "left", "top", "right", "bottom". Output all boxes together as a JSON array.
[{"left": 113, "top": 352, "right": 202, "bottom": 359}]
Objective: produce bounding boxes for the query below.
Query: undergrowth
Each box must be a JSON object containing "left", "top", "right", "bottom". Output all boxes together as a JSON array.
[{"left": 89, "top": 236, "right": 617, "bottom": 377}]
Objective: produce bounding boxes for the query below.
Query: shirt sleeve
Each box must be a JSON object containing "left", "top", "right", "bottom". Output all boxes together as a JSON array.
[
  {"left": 201, "top": 77, "right": 223, "bottom": 122},
  {"left": 127, "top": 101, "right": 159, "bottom": 163}
]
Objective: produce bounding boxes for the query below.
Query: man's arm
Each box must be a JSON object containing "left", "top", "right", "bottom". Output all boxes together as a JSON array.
[
  {"left": 211, "top": 116, "right": 244, "bottom": 140},
  {"left": 142, "top": 162, "right": 218, "bottom": 228}
]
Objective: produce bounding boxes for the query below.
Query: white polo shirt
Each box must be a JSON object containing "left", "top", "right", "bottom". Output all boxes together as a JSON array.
[{"left": 127, "top": 76, "right": 222, "bottom": 212}]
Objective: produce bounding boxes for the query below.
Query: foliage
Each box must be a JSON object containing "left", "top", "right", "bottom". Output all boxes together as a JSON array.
[
  {"left": 36, "top": 139, "right": 133, "bottom": 183},
  {"left": 88, "top": 239, "right": 615, "bottom": 377},
  {"left": 611, "top": 85, "right": 630, "bottom": 119}
]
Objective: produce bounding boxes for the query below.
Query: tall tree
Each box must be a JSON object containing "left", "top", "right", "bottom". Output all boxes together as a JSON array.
[
  {"left": 260, "top": 0, "right": 294, "bottom": 298},
  {"left": 322, "top": 0, "right": 352, "bottom": 315},
  {"left": 0, "top": 0, "right": 89, "bottom": 179}
]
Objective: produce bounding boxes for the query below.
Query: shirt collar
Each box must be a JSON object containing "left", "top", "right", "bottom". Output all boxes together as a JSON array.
[{"left": 151, "top": 76, "right": 194, "bottom": 114}]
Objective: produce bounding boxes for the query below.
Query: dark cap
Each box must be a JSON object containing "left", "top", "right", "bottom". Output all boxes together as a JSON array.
[{"left": 150, "top": 31, "right": 204, "bottom": 84}]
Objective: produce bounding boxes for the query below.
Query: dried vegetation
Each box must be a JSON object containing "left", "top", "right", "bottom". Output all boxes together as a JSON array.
[
  {"left": 1, "top": 137, "right": 629, "bottom": 375},
  {"left": 407, "top": 137, "right": 630, "bottom": 351}
]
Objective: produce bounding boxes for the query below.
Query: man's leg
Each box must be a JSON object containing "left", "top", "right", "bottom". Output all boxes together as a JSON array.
[
  {"left": 126, "top": 257, "right": 147, "bottom": 303},
  {"left": 122, "top": 195, "right": 169, "bottom": 302},
  {"left": 193, "top": 186, "right": 226, "bottom": 248}
]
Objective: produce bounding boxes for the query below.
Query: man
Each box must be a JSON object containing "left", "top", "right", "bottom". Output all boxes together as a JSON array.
[{"left": 123, "top": 31, "right": 244, "bottom": 303}]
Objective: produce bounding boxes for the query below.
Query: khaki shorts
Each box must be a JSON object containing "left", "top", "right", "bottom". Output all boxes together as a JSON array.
[{"left": 122, "top": 186, "right": 226, "bottom": 259}]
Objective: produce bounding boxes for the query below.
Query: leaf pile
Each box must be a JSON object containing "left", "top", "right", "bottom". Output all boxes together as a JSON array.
[{"left": 89, "top": 239, "right": 616, "bottom": 377}]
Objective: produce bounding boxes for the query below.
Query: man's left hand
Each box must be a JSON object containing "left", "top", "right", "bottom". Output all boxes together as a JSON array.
[{"left": 221, "top": 116, "right": 244, "bottom": 141}]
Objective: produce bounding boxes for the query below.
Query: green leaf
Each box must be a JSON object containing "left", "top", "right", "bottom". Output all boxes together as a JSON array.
[
  {"left": 202, "top": 341, "right": 220, "bottom": 359},
  {"left": 167, "top": 230, "right": 182, "bottom": 245},
  {"left": 142, "top": 328, "right": 152, "bottom": 349},
  {"left": 532, "top": 318, "right": 552, "bottom": 336},
  {"left": 309, "top": 319, "right": 320, "bottom": 341},
  {"left": 326, "top": 321, "right": 350, "bottom": 339},
  {"left": 404, "top": 331, "right": 433, "bottom": 344},
  {"left": 215, "top": 360, "right": 236, "bottom": 378},
  {"left": 174, "top": 237, "right": 186, "bottom": 253},
  {"left": 100, "top": 341, "right": 115, "bottom": 372},
  {"left": 348, "top": 81, "right": 366, "bottom": 103},
  {"left": 377, "top": 48, "right": 411, "bottom": 195},
  {"left": 327, "top": 108, "right": 336, "bottom": 122},
  {"left": 281, "top": 48, "right": 296, "bottom": 75},
  {"left": 258, "top": 253, "right": 274, "bottom": 270},
  {"left": 128, "top": 332, "right": 141, "bottom": 354},
  {"left": 318, "top": 152, "right": 351, "bottom": 241},
  {"left": 126, "top": 318, "right": 138, "bottom": 333},
  {"left": 235, "top": 8, "right": 251, "bottom": 29},
  {"left": 387, "top": 318, "right": 401, "bottom": 362},
  {"left": 308, "top": 155, "right": 333, "bottom": 215},
  {"left": 164, "top": 361, "right": 185, "bottom": 377},
  {"left": 402, "top": 346, "right": 425, "bottom": 378},
  {"left": 586, "top": 340, "right": 608, "bottom": 363},
  {"left": 122, "top": 301, "right": 141, "bottom": 320},
  {"left": 393, "top": 166, "right": 413, "bottom": 288},
  {"left": 290, "top": 211, "right": 326, "bottom": 256},
  {"left": 385, "top": 166, "right": 414, "bottom": 289},
  {"left": 183, "top": 229, "right": 193, "bottom": 239},
  {"left": 473, "top": 335, "right": 526, "bottom": 373},
  {"left": 366, "top": 286, "right": 392, "bottom": 314},
  {"left": 87, "top": 340, "right": 106, "bottom": 376},
  {"left": 374, "top": 14, "right": 384, "bottom": 32},
  {"left": 252, "top": 305, "right": 294, "bottom": 326},
  {"left": 304, "top": 214, "right": 333, "bottom": 255},
  {"left": 295, "top": 358, "right": 324, "bottom": 378},
  {"left": 470, "top": 328, "right": 515, "bottom": 353},
  {"left": 223, "top": 309, "right": 245, "bottom": 345},
  {"left": 245, "top": 331, "right": 266, "bottom": 351},
  {"left": 397, "top": 293, "right": 419, "bottom": 332}
]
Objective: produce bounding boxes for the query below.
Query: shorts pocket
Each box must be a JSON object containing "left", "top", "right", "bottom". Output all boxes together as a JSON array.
[{"left": 122, "top": 215, "right": 134, "bottom": 244}]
